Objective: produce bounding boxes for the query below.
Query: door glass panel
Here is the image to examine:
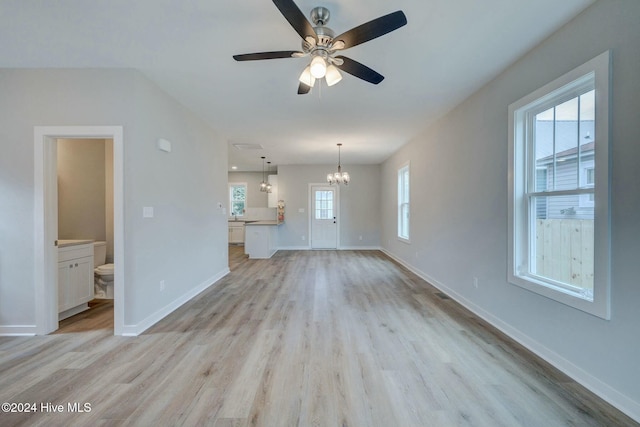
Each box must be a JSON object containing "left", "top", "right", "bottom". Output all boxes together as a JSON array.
[{"left": 315, "top": 191, "right": 333, "bottom": 219}]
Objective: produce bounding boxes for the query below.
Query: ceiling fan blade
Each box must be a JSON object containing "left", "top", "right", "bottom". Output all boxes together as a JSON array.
[
  {"left": 272, "top": 0, "right": 318, "bottom": 42},
  {"left": 297, "top": 81, "right": 312, "bottom": 95},
  {"left": 332, "top": 11, "right": 407, "bottom": 50},
  {"left": 233, "top": 51, "right": 302, "bottom": 61},
  {"left": 334, "top": 56, "right": 384, "bottom": 84}
]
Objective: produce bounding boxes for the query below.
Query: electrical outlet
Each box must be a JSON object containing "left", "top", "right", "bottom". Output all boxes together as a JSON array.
[
  {"left": 359, "top": 235, "right": 363, "bottom": 241},
  {"left": 160, "top": 280, "right": 165, "bottom": 291},
  {"left": 301, "top": 235, "right": 306, "bottom": 241},
  {"left": 473, "top": 277, "right": 479, "bottom": 288}
]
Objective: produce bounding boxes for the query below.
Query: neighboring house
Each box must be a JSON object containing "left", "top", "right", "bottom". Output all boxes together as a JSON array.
[{"left": 535, "top": 120, "right": 595, "bottom": 220}]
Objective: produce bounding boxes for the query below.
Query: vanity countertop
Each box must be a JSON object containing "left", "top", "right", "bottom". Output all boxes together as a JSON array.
[{"left": 58, "top": 239, "right": 94, "bottom": 248}]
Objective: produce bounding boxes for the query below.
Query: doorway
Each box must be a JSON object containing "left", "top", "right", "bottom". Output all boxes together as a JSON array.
[
  {"left": 34, "top": 126, "right": 124, "bottom": 335},
  {"left": 310, "top": 185, "right": 338, "bottom": 249}
]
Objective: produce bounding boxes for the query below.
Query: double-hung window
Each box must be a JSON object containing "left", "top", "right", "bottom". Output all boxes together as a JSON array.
[
  {"left": 508, "top": 51, "right": 611, "bottom": 319},
  {"left": 397, "top": 162, "right": 410, "bottom": 242},
  {"left": 229, "top": 183, "right": 247, "bottom": 217}
]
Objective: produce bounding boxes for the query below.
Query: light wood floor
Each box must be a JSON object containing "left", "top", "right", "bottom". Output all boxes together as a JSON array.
[{"left": 0, "top": 247, "right": 636, "bottom": 426}]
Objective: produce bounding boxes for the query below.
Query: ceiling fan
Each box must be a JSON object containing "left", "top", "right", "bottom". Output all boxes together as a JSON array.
[{"left": 233, "top": 0, "right": 407, "bottom": 94}]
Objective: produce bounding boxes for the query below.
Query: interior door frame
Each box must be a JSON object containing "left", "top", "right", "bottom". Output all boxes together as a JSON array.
[
  {"left": 308, "top": 183, "right": 340, "bottom": 249},
  {"left": 34, "top": 126, "right": 124, "bottom": 335}
]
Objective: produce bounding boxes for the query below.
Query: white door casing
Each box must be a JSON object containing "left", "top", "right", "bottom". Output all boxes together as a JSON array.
[{"left": 34, "top": 126, "right": 124, "bottom": 335}]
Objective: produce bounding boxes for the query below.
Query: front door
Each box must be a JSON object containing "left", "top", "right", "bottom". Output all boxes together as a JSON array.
[{"left": 311, "top": 186, "right": 337, "bottom": 249}]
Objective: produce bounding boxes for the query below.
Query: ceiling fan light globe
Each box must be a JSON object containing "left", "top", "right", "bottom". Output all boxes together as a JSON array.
[
  {"left": 325, "top": 64, "right": 342, "bottom": 86},
  {"left": 299, "top": 66, "right": 316, "bottom": 87},
  {"left": 310, "top": 56, "right": 327, "bottom": 78}
]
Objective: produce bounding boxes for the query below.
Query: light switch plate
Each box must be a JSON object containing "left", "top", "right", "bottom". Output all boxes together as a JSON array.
[{"left": 143, "top": 207, "right": 154, "bottom": 218}]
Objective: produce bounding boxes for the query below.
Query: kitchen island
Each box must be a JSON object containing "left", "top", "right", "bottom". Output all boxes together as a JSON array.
[{"left": 244, "top": 221, "right": 281, "bottom": 259}]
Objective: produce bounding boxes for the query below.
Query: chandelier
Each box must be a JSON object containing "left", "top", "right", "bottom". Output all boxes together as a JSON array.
[{"left": 327, "top": 143, "right": 350, "bottom": 185}]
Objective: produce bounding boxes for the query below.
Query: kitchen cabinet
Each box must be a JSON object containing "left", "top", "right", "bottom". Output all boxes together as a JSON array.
[
  {"left": 228, "top": 221, "right": 245, "bottom": 244},
  {"left": 58, "top": 242, "right": 94, "bottom": 319},
  {"left": 244, "top": 221, "right": 280, "bottom": 258},
  {"left": 267, "top": 175, "right": 278, "bottom": 208}
]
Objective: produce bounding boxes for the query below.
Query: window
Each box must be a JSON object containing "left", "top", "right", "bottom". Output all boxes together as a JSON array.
[
  {"left": 315, "top": 190, "right": 334, "bottom": 219},
  {"left": 229, "top": 183, "right": 247, "bottom": 217},
  {"left": 397, "top": 163, "right": 410, "bottom": 241},
  {"left": 508, "top": 51, "right": 610, "bottom": 319}
]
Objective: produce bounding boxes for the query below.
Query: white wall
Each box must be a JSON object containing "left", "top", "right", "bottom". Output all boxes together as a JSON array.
[
  {"left": 380, "top": 0, "right": 640, "bottom": 419},
  {"left": 277, "top": 164, "right": 380, "bottom": 249},
  {"left": 57, "top": 138, "right": 107, "bottom": 242},
  {"left": 0, "top": 69, "right": 229, "bottom": 333}
]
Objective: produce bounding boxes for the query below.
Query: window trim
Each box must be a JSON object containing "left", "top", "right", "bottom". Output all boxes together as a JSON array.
[
  {"left": 397, "top": 162, "right": 410, "bottom": 243},
  {"left": 507, "top": 51, "right": 611, "bottom": 319},
  {"left": 228, "top": 182, "right": 247, "bottom": 218}
]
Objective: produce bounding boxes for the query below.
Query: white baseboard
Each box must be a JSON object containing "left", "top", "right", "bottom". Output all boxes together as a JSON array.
[
  {"left": 381, "top": 248, "right": 640, "bottom": 423},
  {"left": 120, "top": 268, "right": 230, "bottom": 337},
  {"left": 339, "top": 246, "right": 381, "bottom": 250},
  {"left": 0, "top": 325, "right": 37, "bottom": 336},
  {"left": 58, "top": 303, "right": 89, "bottom": 321},
  {"left": 277, "top": 246, "right": 382, "bottom": 251}
]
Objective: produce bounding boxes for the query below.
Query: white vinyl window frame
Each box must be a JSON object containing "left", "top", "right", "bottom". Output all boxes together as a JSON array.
[
  {"left": 508, "top": 51, "right": 611, "bottom": 319},
  {"left": 229, "top": 182, "right": 247, "bottom": 217},
  {"left": 397, "top": 162, "right": 410, "bottom": 242}
]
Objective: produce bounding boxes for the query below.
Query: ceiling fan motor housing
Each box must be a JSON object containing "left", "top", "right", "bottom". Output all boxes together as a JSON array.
[{"left": 310, "top": 6, "right": 334, "bottom": 48}]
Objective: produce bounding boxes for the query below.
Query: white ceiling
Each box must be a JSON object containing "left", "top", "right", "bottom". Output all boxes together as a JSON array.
[{"left": 0, "top": 0, "right": 594, "bottom": 171}]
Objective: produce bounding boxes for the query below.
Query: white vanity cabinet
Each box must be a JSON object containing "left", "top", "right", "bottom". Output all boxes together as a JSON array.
[{"left": 58, "top": 242, "right": 94, "bottom": 318}]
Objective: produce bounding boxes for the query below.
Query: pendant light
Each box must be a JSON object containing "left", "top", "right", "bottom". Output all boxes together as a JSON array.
[
  {"left": 266, "top": 161, "right": 273, "bottom": 193},
  {"left": 327, "top": 143, "right": 350, "bottom": 185},
  {"left": 259, "top": 156, "right": 268, "bottom": 192}
]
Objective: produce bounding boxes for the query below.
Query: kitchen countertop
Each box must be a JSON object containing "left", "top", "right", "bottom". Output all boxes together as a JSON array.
[
  {"left": 244, "top": 220, "right": 281, "bottom": 226},
  {"left": 58, "top": 239, "right": 94, "bottom": 248}
]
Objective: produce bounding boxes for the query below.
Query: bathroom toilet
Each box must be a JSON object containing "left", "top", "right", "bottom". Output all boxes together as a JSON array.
[{"left": 93, "top": 241, "right": 114, "bottom": 299}]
